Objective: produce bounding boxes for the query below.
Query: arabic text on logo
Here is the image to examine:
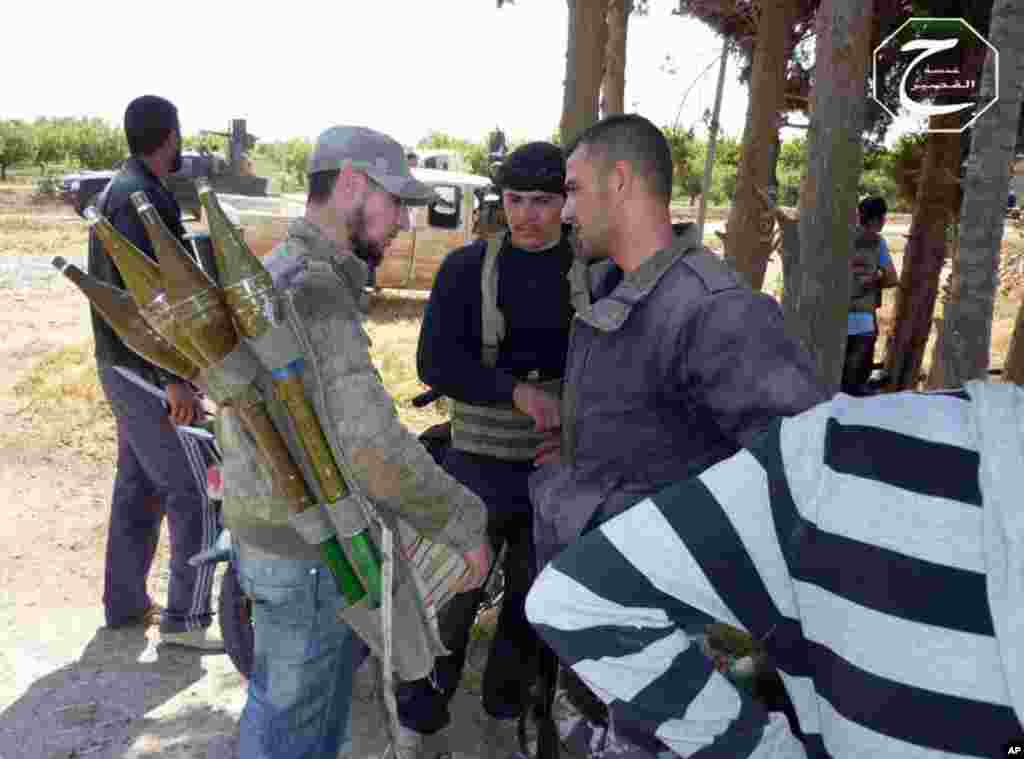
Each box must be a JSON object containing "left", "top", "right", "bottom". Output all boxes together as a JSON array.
[{"left": 871, "top": 17, "right": 998, "bottom": 134}]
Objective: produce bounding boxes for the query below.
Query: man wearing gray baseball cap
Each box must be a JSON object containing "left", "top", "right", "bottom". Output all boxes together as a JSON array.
[{"left": 226, "top": 125, "right": 492, "bottom": 759}]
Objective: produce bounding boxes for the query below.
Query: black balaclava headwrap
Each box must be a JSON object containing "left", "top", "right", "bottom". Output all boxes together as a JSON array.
[{"left": 494, "top": 142, "right": 566, "bottom": 197}]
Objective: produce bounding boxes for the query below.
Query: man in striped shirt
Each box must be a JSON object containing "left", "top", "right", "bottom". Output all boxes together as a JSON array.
[{"left": 526, "top": 381, "right": 1024, "bottom": 758}]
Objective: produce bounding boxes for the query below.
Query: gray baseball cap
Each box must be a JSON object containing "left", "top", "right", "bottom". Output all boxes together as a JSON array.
[{"left": 307, "top": 126, "right": 439, "bottom": 206}]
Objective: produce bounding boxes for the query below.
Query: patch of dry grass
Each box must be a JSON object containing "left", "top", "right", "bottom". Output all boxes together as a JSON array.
[
  {"left": 363, "top": 291, "right": 448, "bottom": 434},
  {"left": 0, "top": 182, "right": 86, "bottom": 259},
  {"left": 9, "top": 341, "right": 116, "bottom": 462}
]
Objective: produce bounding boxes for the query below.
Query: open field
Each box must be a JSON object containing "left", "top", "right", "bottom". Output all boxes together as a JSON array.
[{"left": 0, "top": 179, "right": 1020, "bottom": 757}]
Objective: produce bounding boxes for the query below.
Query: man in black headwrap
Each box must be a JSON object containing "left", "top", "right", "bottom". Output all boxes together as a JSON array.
[{"left": 391, "top": 143, "right": 574, "bottom": 759}]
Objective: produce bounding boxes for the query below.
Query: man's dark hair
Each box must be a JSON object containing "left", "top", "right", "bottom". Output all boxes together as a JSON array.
[
  {"left": 406, "top": 151, "right": 419, "bottom": 162},
  {"left": 123, "top": 95, "right": 179, "bottom": 157},
  {"left": 858, "top": 196, "right": 888, "bottom": 227},
  {"left": 308, "top": 170, "right": 340, "bottom": 205},
  {"left": 495, "top": 141, "right": 565, "bottom": 196},
  {"left": 567, "top": 114, "right": 673, "bottom": 203}
]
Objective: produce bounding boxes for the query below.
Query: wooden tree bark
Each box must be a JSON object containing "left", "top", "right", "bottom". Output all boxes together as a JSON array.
[
  {"left": 883, "top": 115, "right": 964, "bottom": 391},
  {"left": 785, "top": 0, "right": 873, "bottom": 393},
  {"left": 1006, "top": 296, "right": 1024, "bottom": 384},
  {"left": 561, "top": 0, "right": 610, "bottom": 149},
  {"left": 929, "top": 0, "right": 1024, "bottom": 389},
  {"left": 601, "top": 0, "right": 632, "bottom": 117},
  {"left": 722, "top": 0, "right": 799, "bottom": 291}
]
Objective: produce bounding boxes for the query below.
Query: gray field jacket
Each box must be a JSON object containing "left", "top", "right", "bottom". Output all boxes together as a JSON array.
[{"left": 530, "top": 225, "right": 828, "bottom": 569}]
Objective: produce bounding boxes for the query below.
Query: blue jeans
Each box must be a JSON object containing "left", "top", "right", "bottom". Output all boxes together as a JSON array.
[{"left": 234, "top": 542, "right": 362, "bottom": 759}]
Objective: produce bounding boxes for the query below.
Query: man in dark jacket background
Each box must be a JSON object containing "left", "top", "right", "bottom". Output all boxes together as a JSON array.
[{"left": 87, "top": 95, "right": 220, "bottom": 650}]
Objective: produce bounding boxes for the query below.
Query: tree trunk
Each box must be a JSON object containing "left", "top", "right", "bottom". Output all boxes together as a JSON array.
[
  {"left": 883, "top": 114, "right": 964, "bottom": 391},
  {"left": 601, "top": 0, "right": 631, "bottom": 117},
  {"left": 928, "top": 0, "right": 1024, "bottom": 389},
  {"left": 784, "top": 0, "right": 873, "bottom": 393},
  {"left": 1006, "top": 297, "right": 1024, "bottom": 384},
  {"left": 561, "top": 0, "right": 610, "bottom": 149},
  {"left": 722, "top": 0, "right": 799, "bottom": 291},
  {"left": 0, "top": 165, "right": 6, "bottom": 182}
]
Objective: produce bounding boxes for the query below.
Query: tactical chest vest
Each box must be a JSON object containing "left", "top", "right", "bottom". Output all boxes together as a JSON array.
[{"left": 449, "top": 232, "right": 563, "bottom": 461}]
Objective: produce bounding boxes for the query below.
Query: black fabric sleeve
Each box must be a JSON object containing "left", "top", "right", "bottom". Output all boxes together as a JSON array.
[{"left": 417, "top": 245, "right": 520, "bottom": 405}]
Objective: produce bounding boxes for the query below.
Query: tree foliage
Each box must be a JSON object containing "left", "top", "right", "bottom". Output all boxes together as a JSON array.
[
  {"left": 664, "top": 125, "right": 697, "bottom": 185},
  {"left": 254, "top": 137, "right": 312, "bottom": 190},
  {"left": 0, "top": 120, "right": 36, "bottom": 181},
  {"left": 70, "top": 118, "right": 128, "bottom": 170},
  {"left": 183, "top": 132, "right": 228, "bottom": 154}
]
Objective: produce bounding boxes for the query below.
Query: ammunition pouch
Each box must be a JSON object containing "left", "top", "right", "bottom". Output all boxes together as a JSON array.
[{"left": 450, "top": 378, "right": 562, "bottom": 461}]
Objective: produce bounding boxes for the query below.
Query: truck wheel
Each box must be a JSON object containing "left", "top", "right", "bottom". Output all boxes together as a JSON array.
[{"left": 219, "top": 564, "right": 254, "bottom": 679}]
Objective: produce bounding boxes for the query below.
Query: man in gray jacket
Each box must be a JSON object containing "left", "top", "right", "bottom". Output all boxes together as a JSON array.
[
  {"left": 220, "top": 126, "right": 491, "bottom": 759},
  {"left": 530, "top": 114, "right": 826, "bottom": 755}
]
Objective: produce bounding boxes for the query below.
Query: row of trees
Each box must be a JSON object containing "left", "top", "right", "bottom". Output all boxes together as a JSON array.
[
  {"left": 0, "top": 117, "right": 129, "bottom": 180},
  {"left": 0, "top": 117, "right": 315, "bottom": 196},
  {"left": 0, "top": 112, "right": 926, "bottom": 215}
]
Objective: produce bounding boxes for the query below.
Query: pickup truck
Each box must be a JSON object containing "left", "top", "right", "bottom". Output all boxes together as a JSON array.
[{"left": 207, "top": 167, "right": 501, "bottom": 292}]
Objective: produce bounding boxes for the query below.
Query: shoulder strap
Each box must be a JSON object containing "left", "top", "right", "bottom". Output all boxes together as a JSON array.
[{"left": 480, "top": 231, "right": 507, "bottom": 368}]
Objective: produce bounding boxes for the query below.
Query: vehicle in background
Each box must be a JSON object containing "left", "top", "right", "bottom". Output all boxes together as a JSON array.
[{"left": 206, "top": 167, "right": 500, "bottom": 292}]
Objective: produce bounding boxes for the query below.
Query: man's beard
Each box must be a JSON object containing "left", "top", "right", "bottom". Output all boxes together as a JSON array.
[
  {"left": 348, "top": 204, "right": 386, "bottom": 269},
  {"left": 571, "top": 225, "right": 609, "bottom": 261},
  {"left": 170, "top": 146, "right": 183, "bottom": 174}
]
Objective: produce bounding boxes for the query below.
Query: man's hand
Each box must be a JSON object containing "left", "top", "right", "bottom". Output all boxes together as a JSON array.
[
  {"left": 165, "top": 382, "right": 199, "bottom": 426},
  {"left": 534, "top": 430, "right": 562, "bottom": 468},
  {"left": 513, "top": 383, "right": 561, "bottom": 432},
  {"left": 456, "top": 541, "right": 493, "bottom": 594}
]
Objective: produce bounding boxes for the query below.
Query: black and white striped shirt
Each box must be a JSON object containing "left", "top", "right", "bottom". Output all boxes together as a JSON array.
[{"left": 527, "top": 388, "right": 1022, "bottom": 758}]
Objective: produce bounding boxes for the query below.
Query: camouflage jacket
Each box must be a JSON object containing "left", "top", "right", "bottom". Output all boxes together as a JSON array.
[{"left": 220, "top": 218, "right": 488, "bottom": 678}]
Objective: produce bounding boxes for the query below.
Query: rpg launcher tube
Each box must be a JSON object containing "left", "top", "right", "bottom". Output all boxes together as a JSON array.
[
  {"left": 228, "top": 392, "right": 367, "bottom": 606},
  {"left": 52, "top": 257, "right": 201, "bottom": 381},
  {"left": 198, "top": 181, "right": 383, "bottom": 608},
  {"left": 272, "top": 372, "right": 382, "bottom": 608},
  {"left": 130, "top": 191, "right": 239, "bottom": 368},
  {"left": 83, "top": 206, "right": 207, "bottom": 369}
]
